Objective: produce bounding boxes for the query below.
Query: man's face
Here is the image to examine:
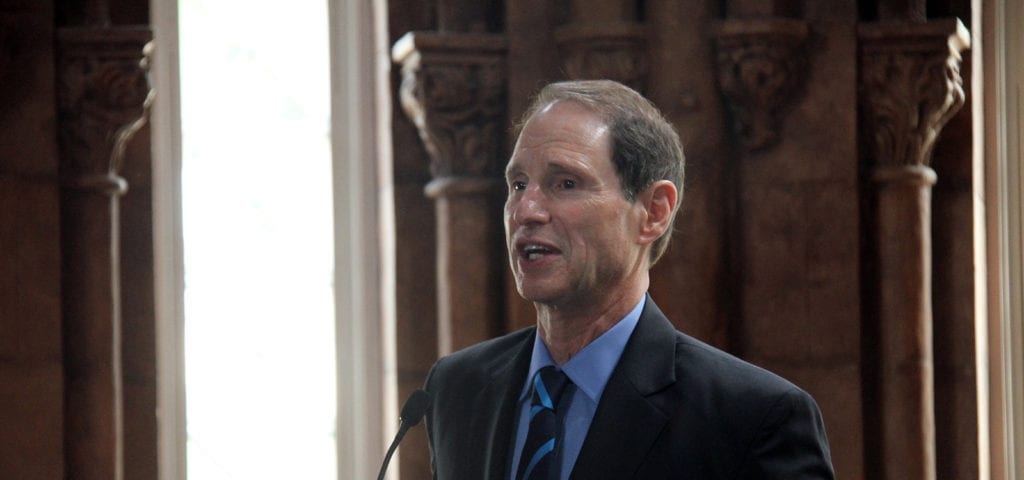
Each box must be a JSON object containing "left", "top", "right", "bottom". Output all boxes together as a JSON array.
[{"left": 504, "top": 101, "right": 647, "bottom": 310}]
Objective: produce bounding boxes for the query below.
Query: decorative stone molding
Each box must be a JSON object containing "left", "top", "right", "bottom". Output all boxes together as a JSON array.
[
  {"left": 858, "top": 18, "right": 970, "bottom": 480},
  {"left": 392, "top": 30, "right": 509, "bottom": 356},
  {"left": 712, "top": 18, "right": 809, "bottom": 152},
  {"left": 57, "top": 26, "right": 154, "bottom": 195},
  {"left": 392, "top": 31, "right": 508, "bottom": 192},
  {"left": 555, "top": 22, "right": 647, "bottom": 92},
  {"left": 859, "top": 19, "right": 970, "bottom": 168}
]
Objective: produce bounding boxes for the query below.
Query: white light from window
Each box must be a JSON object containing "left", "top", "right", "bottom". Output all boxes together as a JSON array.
[{"left": 179, "top": 0, "right": 336, "bottom": 478}]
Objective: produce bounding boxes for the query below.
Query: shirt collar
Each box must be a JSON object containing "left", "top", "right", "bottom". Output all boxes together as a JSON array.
[{"left": 519, "top": 295, "right": 646, "bottom": 403}]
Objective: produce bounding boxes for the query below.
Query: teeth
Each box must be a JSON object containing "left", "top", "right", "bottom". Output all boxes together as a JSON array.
[{"left": 522, "top": 244, "right": 551, "bottom": 260}]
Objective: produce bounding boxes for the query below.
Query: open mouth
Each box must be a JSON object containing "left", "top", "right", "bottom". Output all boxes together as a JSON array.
[{"left": 521, "top": 244, "right": 554, "bottom": 261}]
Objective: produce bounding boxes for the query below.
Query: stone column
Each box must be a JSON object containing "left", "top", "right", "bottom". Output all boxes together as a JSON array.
[
  {"left": 56, "top": 25, "right": 153, "bottom": 480},
  {"left": 858, "top": 18, "right": 969, "bottom": 480},
  {"left": 556, "top": 0, "right": 647, "bottom": 90},
  {"left": 393, "top": 32, "right": 508, "bottom": 355}
]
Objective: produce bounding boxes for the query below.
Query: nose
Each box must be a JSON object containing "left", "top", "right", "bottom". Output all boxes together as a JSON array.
[{"left": 507, "top": 186, "right": 549, "bottom": 227}]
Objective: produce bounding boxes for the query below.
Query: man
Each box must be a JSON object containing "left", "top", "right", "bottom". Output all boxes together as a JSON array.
[{"left": 423, "top": 80, "right": 834, "bottom": 479}]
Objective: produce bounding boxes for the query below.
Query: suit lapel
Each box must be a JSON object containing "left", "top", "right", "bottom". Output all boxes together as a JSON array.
[
  {"left": 478, "top": 330, "right": 534, "bottom": 480},
  {"left": 570, "top": 298, "right": 679, "bottom": 479}
]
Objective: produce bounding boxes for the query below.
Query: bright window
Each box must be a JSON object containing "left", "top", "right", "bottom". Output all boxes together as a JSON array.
[{"left": 178, "top": 1, "right": 337, "bottom": 478}]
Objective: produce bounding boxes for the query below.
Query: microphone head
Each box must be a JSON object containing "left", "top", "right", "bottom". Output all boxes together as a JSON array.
[{"left": 400, "top": 389, "right": 432, "bottom": 427}]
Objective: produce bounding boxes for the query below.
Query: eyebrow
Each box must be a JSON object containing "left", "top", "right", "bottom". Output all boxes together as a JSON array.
[
  {"left": 546, "top": 162, "right": 583, "bottom": 176},
  {"left": 504, "top": 162, "right": 521, "bottom": 180}
]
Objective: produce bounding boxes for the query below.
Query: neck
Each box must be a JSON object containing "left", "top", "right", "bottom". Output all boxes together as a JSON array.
[{"left": 535, "top": 281, "right": 647, "bottom": 365}]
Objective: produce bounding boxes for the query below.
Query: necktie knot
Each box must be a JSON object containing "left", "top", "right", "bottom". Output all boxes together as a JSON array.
[{"left": 533, "top": 366, "right": 569, "bottom": 410}]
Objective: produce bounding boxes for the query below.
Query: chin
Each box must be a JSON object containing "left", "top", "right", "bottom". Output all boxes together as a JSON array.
[
  {"left": 515, "top": 281, "right": 549, "bottom": 303},
  {"left": 515, "top": 285, "right": 566, "bottom": 306}
]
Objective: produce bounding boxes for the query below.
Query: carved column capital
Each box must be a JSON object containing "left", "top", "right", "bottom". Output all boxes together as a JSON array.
[
  {"left": 57, "top": 26, "right": 154, "bottom": 196},
  {"left": 555, "top": 22, "right": 647, "bottom": 92},
  {"left": 712, "top": 18, "right": 809, "bottom": 152},
  {"left": 392, "top": 31, "right": 508, "bottom": 194},
  {"left": 858, "top": 19, "right": 970, "bottom": 169}
]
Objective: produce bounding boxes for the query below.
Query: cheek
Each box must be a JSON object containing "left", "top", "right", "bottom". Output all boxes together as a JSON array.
[{"left": 577, "top": 209, "right": 636, "bottom": 257}]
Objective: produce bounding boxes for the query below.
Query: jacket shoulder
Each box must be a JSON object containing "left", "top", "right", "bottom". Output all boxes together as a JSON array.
[
  {"left": 665, "top": 333, "right": 834, "bottom": 478},
  {"left": 424, "top": 327, "right": 534, "bottom": 397},
  {"left": 673, "top": 333, "right": 806, "bottom": 399}
]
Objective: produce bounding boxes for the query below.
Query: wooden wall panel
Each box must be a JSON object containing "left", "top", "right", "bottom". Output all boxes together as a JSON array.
[
  {"left": 0, "top": 3, "right": 65, "bottom": 478},
  {"left": 0, "top": 177, "right": 65, "bottom": 480},
  {"left": 646, "top": 0, "right": 731, "bottom": 351},
  {"left": 733, "top": 3, "right": 864, "bottom": 477}
]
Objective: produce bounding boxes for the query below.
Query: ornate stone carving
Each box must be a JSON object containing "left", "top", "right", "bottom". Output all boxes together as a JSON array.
[
  {"left": 393, "top": 31, "right": 508, "bottom": 189},
  {"left": 859, "top": 19, "right": 970, "bottom": 168},
  {"left": 57, "top": 26, "right": 154, "bottom": 195},
  {"left": 858, "top": 19, "right": 971, "bottom": 480},
  {"left": 712, "top": 18, "right": 809, "bottom": 152},
  {"left": 555, "top": 22, "right": 647, "bottom": 92}
]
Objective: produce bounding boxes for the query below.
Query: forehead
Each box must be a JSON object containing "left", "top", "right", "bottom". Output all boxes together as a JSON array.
[{"left": 507, "top": 101, "right": 611, "bottom": 172}]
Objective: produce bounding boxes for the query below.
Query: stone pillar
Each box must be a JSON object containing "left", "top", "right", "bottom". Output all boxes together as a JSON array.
[
  {"left": 711, "top": 17, "right": 808, "bottom": 152},
  {"left": 393, "top": 32, "right": 508, "bottom": 355},
  {"left": 56, "top": 25, "right": 153, "bottom": 480},
  {"left": 556, "top": 0, "right": 646, "bottom": 90},
  {"left": 858, "top": 18, "right": 969, "bottom": 480}
]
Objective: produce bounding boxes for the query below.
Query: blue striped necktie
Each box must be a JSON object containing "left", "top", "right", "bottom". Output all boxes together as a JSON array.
[{"left": 517, "top": 366, "right": 571, "bottom": 480}]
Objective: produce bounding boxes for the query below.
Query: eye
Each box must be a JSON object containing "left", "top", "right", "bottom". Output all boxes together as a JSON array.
[
  {"left": 559, "top": 179, "right": 576, "bottom": 189},
  {"left": 510, "top": 180, "right": 527, "bottom": 191}
]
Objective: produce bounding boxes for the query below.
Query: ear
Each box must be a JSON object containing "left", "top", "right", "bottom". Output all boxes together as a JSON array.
[{"left": 636, "top": 180, "right": 677, "bottom": 246}]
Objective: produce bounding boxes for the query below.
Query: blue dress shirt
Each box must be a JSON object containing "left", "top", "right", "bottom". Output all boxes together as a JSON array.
[{"left": 509, "top": 296, "right": 645, "bottom": 480}]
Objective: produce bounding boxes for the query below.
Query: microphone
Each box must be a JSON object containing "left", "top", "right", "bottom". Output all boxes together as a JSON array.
[{"left": 377, "top": 389, "right": 432, "bottom": 480}]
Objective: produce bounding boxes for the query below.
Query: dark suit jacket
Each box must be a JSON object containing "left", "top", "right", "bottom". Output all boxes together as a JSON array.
[{"left": 423, "top": 297, "right": 834, "bottom": 479}]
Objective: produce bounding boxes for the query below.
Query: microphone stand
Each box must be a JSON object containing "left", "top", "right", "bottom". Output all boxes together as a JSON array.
[{"left": 377, "top": 389, "right": 431, "bottom": 480}]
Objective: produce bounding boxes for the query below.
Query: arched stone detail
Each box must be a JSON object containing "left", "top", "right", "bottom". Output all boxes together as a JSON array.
[{"left": 712, "top": 18, "right": 809, "bottom": 152}]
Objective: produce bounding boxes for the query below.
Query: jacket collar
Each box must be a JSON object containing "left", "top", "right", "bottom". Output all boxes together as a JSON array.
[
  {"left": 569, "top": 296, "right": 679, "bottom": 479},
  {"left": 479, "top": 328, "right": 535, "bottom": 480}
]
